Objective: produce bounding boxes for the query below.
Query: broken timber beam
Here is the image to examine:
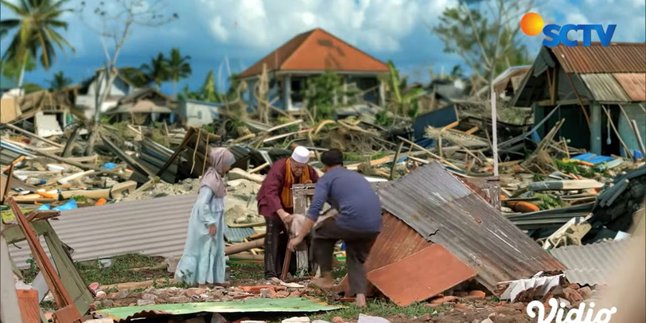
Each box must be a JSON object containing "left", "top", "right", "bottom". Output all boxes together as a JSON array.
[
  {"left": 225, "top": 239, "right": 264, "bottom": 255},
  {"left": 3, "top": 123, "right": 63, "bottom": 148}
]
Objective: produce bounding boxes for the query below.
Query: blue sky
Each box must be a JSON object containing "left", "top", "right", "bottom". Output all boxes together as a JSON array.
[{"left": 1, "top": 0, "right": 645, "bottom": 94}]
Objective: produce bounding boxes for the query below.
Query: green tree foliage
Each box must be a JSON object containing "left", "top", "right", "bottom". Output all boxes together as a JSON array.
[
  {"left": 0, "top": 55, "right": 36, "bottom": 81},
  {"left": 119, "top": 67, "right": 149, "bottom": 88},
  {"left": 180, "top": 69, "right": 221, "bottom": 102},
  {"left": 166, "top": 47, "right": 191, "bottom": 95},
  {"left": 383, "top": 61, "right": 423, "bottom": 119},
  {"left": 140, "top": 53, "right": 169, "bottom": 87},
  {"left": 47, "top": 70, "right": 71, "bottom": 90},
  {"left": 433, "top": 0, "right": 533, "bottom": 87},
  {"left": 303, "top": 71, "right": 343, "bottom": 121},
  {"left": 0, "top": 0, "right": 74, "bottom": 87}
]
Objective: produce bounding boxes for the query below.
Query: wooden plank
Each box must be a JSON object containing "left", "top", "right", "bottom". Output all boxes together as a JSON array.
[
  {"left": 465, "top": 126, "right": 480, "bottom": 135},
  {"left": 3, "top": 123, "right": 63, "bottom": 148},
  {"left": 57, "top": 170, "right": 95, "bottom": 185},
  {"left": 7, "top": 199, "right": 81, "bottom": 321}
]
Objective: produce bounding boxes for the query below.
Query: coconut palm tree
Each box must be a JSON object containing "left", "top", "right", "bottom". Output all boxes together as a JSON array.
[
  {"left": 48, "top": 70, "right": 71, "bottom": 91},
  {"left": 166, "top": 47, "right": 191, "bottom": 95},
  {"left": 140, "top": 53, "right": 168, "bottom": 88},
  {"left": 0, "top": 0, "right": 74, "bottom": 88}
]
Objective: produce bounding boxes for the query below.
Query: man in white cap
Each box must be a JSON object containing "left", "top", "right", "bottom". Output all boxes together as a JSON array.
[{"left": 257, "top": 145, "right": 319, "bottom": 279}]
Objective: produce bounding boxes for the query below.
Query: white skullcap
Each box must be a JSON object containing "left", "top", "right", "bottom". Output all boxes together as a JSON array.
[{"left": 291, "top": 146, "right": 310, "bottom": 164}]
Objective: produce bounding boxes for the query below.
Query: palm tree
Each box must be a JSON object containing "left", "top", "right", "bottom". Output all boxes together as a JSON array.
[
  {"left": 140, "top": 53, "right": 168, "bottom": 88},
  {"left": 0, "top": 0, "right": 74, "bottom": 88},
  {"left": 48, "top": 70, "right": 71, "bottom": 91},
  {"left": 166, "top": 48, "right": 191, "bottom": 95}
]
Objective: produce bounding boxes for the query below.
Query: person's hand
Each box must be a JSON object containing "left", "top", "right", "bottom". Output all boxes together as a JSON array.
[
  {"left": 278, "top": 210, "right": 294, "bottom": 225},
  {"left": 208, "top": 224, "right": 217, "bottom": 236},
  {"left": 288, "top": 234, "right": 304, "bottom": 251}
]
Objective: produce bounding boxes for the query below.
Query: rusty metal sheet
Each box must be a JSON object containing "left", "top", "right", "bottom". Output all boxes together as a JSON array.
[
  {"left": 379, "top": 162, "right": 566, "bottom": 292},
  {"left": 580, "top": 74, "right": 631, "bottom": 102},
  {"left": 613, "top": 73, "right": 646, "bottom": 101},
  {"left": 340, "top": 212, "right": 431, "bottom": 295},
  {"left": 367, "top": 244, "right": 477, "bottom": 307},
  {"left": 551, "top": 43, "right": 646, "bottom": 74}
]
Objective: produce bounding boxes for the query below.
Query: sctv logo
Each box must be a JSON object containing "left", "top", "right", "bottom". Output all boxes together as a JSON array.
[{"left": 520, "top": 12, "right": 616, "bottom": 47}]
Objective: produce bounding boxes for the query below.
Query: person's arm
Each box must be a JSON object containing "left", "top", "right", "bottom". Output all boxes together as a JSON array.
[
  {"left": 309, "top": 166, "right": 320, "bottom": 183},
  {"left": 196, "top": 187, "right": 219, "bottom": 235},
  {"left": 306, "top": 176, "right": 330, "bottom": 223},
  {"left": 262, "top": 163, "right": 289, "bottom": 219},
  {"left": 288, "top": 217, "right": 314, "bottom": 251}
]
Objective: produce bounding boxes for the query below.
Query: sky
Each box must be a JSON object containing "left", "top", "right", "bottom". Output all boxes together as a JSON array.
[{"left": 1, "top": 0, "right": 645, "bottom": 94}]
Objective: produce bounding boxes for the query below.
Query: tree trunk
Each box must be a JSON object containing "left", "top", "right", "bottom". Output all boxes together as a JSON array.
[
  {"left": 62, "top": 124, "right": 81, "bottom": 157},
  {"left": 17, "top": 55, "right": 27, "bottom": 89}
]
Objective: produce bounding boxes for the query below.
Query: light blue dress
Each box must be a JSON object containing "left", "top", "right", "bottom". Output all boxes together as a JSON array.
[{"left": 175, "top": 186, "right": 226, "bottom": 285}]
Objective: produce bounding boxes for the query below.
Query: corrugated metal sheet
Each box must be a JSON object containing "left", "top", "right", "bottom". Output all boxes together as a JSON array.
[
  {"left": 367, "top": 244, "right": 477, "bottom": 306},
  {"left": 9, "top": 194, "right": 197, "bottom": 268},
  {"left": 224, "top": 226, "right": 256, "bottom": 243},
  {"left": 613, "top": 73, "right": 646, "bottom": 101},
  {"left": 378, "top": 162, "right": 566, "bottom": 291},
  {"left": 580, "top": 74, "right": 631, "bottom": 102},
  {"left": 340, "top": 212, "right": 431, "bottom": 295},
  {"left": 551, "top": 43, "right": 646, "bottom": 74},
  {"left": 549, "top": 239, "right": 632, "bottom": 285}
]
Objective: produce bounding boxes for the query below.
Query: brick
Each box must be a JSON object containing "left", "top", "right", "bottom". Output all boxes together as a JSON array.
[
  {"left": 431, "top": 296, "right": 458, "bottom": 305},
  {"left": 563, "top": 288, "right": 583, "bottom": 305},
  {"left": 468, "top": 290, "right": 486, "bottom": 299},
  {"left": 577, "top": 286, "right": 593, "bottom": 299},
  {"left": 567, "top": 283, "right": 580, "bottom": 290}
]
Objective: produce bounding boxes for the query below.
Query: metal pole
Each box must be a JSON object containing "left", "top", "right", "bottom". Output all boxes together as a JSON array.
[{"left": 491, "top": 86, "right": 499, "bottom": 177}]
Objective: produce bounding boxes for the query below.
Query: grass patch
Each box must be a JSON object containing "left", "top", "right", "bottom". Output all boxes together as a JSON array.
[
  {"left": 313, "top": 300, "right": 444, "bottom": 321},
  {"left": 228, "top": 262, "right": 265, "bottom": 282},
  {"left": 73, "top": 254, "right": 169, "bottom": 285}
]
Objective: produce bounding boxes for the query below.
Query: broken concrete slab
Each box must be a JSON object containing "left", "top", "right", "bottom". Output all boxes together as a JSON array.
[{"left": 367, "top": 244, "right": 476, "bottom": 307}]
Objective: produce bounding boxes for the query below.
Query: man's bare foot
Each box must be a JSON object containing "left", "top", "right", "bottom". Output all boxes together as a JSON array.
[
  {"left": 355, "top": 293, "right": 367, "bottom": 308},
  {"left": 310, "top": 272, "right": 335, "bottom": 290}
]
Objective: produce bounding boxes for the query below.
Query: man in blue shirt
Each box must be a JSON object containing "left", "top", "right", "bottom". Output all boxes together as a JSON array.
[{"left": 288, "top": 149, "right": 381, "bottom": 307}]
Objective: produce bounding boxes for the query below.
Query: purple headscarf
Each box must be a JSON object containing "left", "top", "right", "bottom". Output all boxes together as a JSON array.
[{"left": 200, "top": 148, "right": 235, "bottom": 197}]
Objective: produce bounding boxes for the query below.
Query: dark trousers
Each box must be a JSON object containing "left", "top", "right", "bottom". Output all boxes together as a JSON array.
[
  {"left": 263, "top": 216, "right": 296, "bottom": 279},
  {"left": 313, "top": 218, "right": 378, "bottom": 295}
]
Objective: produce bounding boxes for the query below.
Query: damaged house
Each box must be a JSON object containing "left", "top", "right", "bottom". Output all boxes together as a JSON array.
[
  {"left": 105, "top": 88, "right": 176, "bottom": 125},
  {"left": 238, "top": 28, "right": 389, "bottom": 111},
  {"left": 74, "top": 68, "right": 138, "bottom": 120},
  {"left": 512, "top": 43, "right": 646, "bottom": 157}
]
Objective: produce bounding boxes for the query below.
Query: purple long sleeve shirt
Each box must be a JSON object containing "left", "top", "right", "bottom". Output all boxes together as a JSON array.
[{"left": 307, "top": 167, "right": 382, "bottom": 233}]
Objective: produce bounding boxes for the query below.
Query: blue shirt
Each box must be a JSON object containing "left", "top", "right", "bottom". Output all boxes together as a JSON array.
[{"left": 307, "top": 167, "right": 382, "bottom": 233}]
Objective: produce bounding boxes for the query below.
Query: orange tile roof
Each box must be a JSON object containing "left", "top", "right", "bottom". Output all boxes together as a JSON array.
[{"left": 239, "top": 28, "right": 389, "bottom": 78}]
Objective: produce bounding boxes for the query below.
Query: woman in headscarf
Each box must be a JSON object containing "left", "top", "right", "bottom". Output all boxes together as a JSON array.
[{"left": 175, "top": 147, "right": 236, "bottom": 286}]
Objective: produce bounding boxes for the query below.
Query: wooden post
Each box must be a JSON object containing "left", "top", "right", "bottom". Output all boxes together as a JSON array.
[{"left": 7, "top": 198, "right": 81, "bottom": 322}]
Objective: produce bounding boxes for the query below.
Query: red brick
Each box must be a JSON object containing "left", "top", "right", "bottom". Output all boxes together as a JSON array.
[
  {"left": 431, "top": 296, "right": 458, "bottom": 305},
  {"left": 468, "top": 290, "right": 486, "bottom": 299}
]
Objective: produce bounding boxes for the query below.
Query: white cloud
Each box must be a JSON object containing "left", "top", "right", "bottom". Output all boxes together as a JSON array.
[
  {"left": 196, "top": 0, "right": 453, "bottom": 53},
  {"left": 542, "top": 0, "right": 645, "bottom": 42}
]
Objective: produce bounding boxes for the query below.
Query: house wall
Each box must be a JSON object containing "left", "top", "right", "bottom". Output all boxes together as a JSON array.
[
  {"left": 75, "top": 72, "right": 131, "bottom": 113},
  {"left": 535, "top": 104, "right": 591, "bottom": 150},
  {"left": 618, "top": 103, "right": 646, "bottom": 157},
  {"left": 244, "top": 72, "right": 385, "bottom": 111},
  {"left": 87, "top": 75, "right": 130, "bottom": 97},
  {"left": 179, "top": 101, "right": 217, "bottom": 127}
]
